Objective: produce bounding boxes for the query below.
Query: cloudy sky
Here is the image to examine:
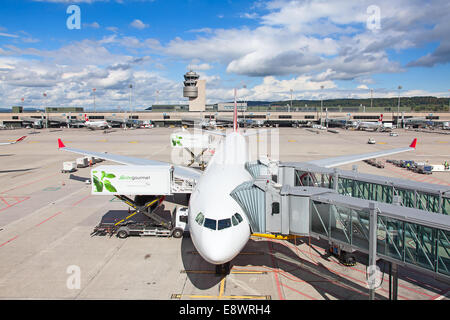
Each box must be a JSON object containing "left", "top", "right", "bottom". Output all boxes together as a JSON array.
[{"left": 0, "top": 0, "right": 449, "bottom": 110}]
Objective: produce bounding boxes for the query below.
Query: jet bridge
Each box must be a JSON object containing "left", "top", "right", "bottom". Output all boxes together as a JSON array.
[{"left": 231, "top": 160, "right": 450, "bottom": 298}]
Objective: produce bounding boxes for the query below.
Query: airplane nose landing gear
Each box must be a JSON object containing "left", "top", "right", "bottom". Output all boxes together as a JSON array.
[{"left": 215, "top": 262, "right": 231, "bottom": 275}]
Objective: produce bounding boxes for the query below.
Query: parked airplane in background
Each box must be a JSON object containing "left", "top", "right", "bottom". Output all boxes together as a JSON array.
[
  {"left": 57, "top": 94, "right": 417, "bottom": 273},
  {"left": 356, "top": 114, "right": 385, "bottom": 131},
  {"left": 84, "top": 114, "right": 111, "bottom": 130},
  {"left": 0, "top": 136, "right": 26, "bottom": 145}
]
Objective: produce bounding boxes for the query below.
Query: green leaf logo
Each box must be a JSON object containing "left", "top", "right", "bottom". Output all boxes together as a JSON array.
[
  {"left": 93, "top": 175, "right": 103, "bottom": 192},
  {"left": 104, "top": 180, "right": 117, "bottom": 192},
  {"left": 93, "top": 171, "right": 118, "bottom": 193}
]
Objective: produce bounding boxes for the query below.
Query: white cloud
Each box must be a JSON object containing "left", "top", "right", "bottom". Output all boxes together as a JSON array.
[
  {"left": 83, "top": 22, "right": 100, "bottom": 29},
  {"left": 130, "top": 19, "right": 149, "bottom": 30}
]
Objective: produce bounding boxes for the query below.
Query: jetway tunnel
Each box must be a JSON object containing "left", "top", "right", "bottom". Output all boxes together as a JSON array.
[{"left": 230, "top": 160, "right": 450, "bottom": 290}]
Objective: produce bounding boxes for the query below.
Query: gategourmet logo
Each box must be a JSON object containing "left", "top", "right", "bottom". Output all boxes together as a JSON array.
[{"left": 119, "top": 175, "right": 152, "bottom": 181}]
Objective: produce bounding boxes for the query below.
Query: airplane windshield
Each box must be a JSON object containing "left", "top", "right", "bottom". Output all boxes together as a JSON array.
[
  {"left": 218, "top": 218, "right": 231, "bottom": 230},
  {"left": 195, "top": 212, "right": 205, "bottom": 226},
  {"left": 204, "top": 218, "right": 217, "bottom": 230},
  {"left": 234, "top": 213, "right": 243, "bottom": 223}
]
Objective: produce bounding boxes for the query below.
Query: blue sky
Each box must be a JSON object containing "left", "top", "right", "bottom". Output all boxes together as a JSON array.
[{"left": 0, "top": 0, "right": 449, "bottom": 109}]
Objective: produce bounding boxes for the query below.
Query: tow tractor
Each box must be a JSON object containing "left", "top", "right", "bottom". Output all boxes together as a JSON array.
[{"left": 91, "top": 195, "right": 189, "bottom": 238}]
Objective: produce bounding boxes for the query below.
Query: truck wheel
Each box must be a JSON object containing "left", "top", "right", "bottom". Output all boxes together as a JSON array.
[
  {"left": 117, "top": 230, "right": 128, "bottom": 239},
  {"left": 172, "top": 228, "right": 183, "bottom": 238}
]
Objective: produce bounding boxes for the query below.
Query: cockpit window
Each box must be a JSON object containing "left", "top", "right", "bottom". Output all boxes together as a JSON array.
[
  {"left": 218, "top": 218, "right": 231, "bottom": 230},
  {"left": 231, "top": 215, "right": 239, "bottom": 226},
  {"left": 195, "top": 212, "right": 205, "bottom": 226},
  {"left": 204, "top": 218, "right": 217, "bottom": 230},
  {"left": 234, "top": 213, "right": 243, "bottom": 223}
]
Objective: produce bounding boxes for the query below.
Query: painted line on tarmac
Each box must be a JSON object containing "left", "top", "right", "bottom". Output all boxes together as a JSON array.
[
  {"left": 71, "top": 194, "right": 91, "bottom": 207},
  {"left": 0, "top": 235, "right": 19, "bottom": 248},
  {"left": 34, "top": 211, "right": 64, "bottom": 227},
  {"left": 1, "top": 172, "right": 59, "bottom": 194}
]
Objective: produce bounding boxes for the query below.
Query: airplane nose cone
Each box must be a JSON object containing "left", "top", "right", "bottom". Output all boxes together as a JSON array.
[
  {"left": 193, "top": 229, "right": 250, "bottom": 265},
  {"left": 202, "top": 247, "right": 236, "bottom": 265}
]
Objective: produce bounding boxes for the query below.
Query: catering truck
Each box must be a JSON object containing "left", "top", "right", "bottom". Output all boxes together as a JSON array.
[{"left": 90, "top": 165, "right": 191, "bottom": 238}]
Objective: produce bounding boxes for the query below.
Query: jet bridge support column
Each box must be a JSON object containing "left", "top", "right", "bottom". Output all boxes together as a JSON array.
[
  {"left": 333, "top": 168, "right": 339, "bottom": 191},
  {"left": 368, "top": 202, "right": 378, "bottom": 300}
]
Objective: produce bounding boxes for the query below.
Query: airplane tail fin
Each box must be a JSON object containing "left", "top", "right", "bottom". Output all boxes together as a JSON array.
[
  {"left": 15, "top": 136, "right": 26, "bottom": 143},
  {"left": 233, "top": 88, "right": 238, "bottom": 132},
  {"left": 58, "top": 138, "right": 66, "bottom": 149},
  {"left": 409, "top": 138, "right": 417, "bottom": 149},
  {"left": 379, "top": 114, "right": 383, "bottom": 123},
  {"left": 85, "top": 114, "right": 89, "bottom": 122}
]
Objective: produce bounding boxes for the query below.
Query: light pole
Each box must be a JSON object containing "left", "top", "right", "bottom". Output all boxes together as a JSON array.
[
  {"left": 93, "top": 88, "right": 96, "bottom": 113},
  {"left": 129, "top": 84, "right": 133, "bottom": 125},
  {"left": 320, "top": 85, "right": 324, "bottom": 127},
  {"left": 370, "top": 89, "right": 373, "bottom": 109},
  {"left": 43, "top": 92, "right": 48, "bottom": 128},
  {"left": 290, "top": 89, "right": 293, "bottom": 113},
  {"left": 397, "top": 85, "right": 402, "bottom": 127}
]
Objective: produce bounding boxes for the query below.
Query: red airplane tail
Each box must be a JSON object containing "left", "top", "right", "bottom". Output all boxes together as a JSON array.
[{"left": 378, "top": 114, "right": 383, "bottom": 123}]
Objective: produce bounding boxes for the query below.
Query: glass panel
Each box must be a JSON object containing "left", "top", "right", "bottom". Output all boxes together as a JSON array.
[
  {"left": 396, "top": 188, "right": 415, "bottom": 208},
  {"left": 404, "top": 223, "right": 435, "bottom": 271},
  {"left": 437, "top": 230, "right": 450, "bottom": 276},
  {"left": 234, "top": 213, "right": 243, "bottom": 223},
  {"left": 443, "top": 197, "right": 450, "bottom": 215},
  {"left": 351, "top": 208, "right": 370, "bottom": 251},
  {"left": 231, "top": 215, "right": 239, "bottom": 226},
  {"left": 329, "top": 205, "right": 351, "bottom": 244},
  {"left": 377, "top": 216, "right": 404, "bottom": 260},
  {"left": 204, "top": 218, "right": 217, "bottom": 230},
  {"left": 218, "top": 218, "right": 231, "bottom": 230},
  {"left": 310, "top": 201, "right": 329, "bottom": 237}
]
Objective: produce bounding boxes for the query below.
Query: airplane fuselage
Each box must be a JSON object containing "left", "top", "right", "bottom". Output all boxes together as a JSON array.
[{"left": 188, "top": 131, "right": 252, "bottom": 265}]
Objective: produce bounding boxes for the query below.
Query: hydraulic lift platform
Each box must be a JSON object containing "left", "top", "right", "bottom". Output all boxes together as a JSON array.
[{"left": 91, "top": 195, "right": 188, "bottom": 238}]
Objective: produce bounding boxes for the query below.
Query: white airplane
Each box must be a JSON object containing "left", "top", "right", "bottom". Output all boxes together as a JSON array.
[
  {"left": 84, "top": 114, "right": 111, "bottom": 130},
  {"left": 57, "top": 93, "right": 418, "bottom": 272},
  {"left": 356, "top": 114, "right": 384, "bottom": 131},
  {"left": 0, "top": 136, "right": 26, "bottom": 145}
]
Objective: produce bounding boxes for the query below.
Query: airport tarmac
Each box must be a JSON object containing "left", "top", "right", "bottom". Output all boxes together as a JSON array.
[{"left": 0, "top": 127, "right": 448, "bottom": 300}]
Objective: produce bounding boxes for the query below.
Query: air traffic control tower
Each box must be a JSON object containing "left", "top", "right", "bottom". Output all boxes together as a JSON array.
[{"left": 183, "top": 70, "right": 206, "bottom": 112}]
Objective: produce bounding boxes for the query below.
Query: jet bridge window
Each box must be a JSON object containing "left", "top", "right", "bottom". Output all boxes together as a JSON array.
[
  {"left": 218, "top": 218, "right": 232, "bottom": 230},
  {"left": 195, "top": 212, "right": 205, "bottom": 226},
  {"left": 204, "top": 218, "right": 217, "bottom": 230}
]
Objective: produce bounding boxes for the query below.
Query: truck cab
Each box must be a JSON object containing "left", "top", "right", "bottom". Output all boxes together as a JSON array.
[{"left": 172, "top": 207, "right": 189, "bottom": 238}]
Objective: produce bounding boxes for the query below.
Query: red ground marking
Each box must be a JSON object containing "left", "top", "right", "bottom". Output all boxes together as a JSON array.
[
  {"left": 0, "top": 235, "right": 19, "bottom": 248},
  {"left": 71, "top": 194, "right": 91, "bottom": 207},
  {"left": 0, "top": 197, "right": 10, "bottom": 206},
  {"left": 0, "top": 196, "right": 30, "bottom": 213},
  {"left": 267, "top": 240, "right": 284, "bottom": 300},
  {"left": 1, "top": 173, "right": 60, "bottom": 194},
  {"left": 431, "top": 288, "right": 450, "bottom": 300},
  {"left": 281, "top": 283, "right": 317, "bottom": 300},
  {"left": 271, "top": 239, "right": 416, "bottom": 300},
  {"left": 35, "top": 211, "right": 63, "bottom": 227}
]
